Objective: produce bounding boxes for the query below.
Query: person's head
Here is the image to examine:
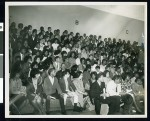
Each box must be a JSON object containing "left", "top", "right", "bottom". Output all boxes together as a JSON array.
[
  {"left": 102, "top": 59, "right": 107, "bottom": 65},
  {"left": 91, "top": 72, "right": 97, "bottom": 80},
  {"left": 116, "top": 67, "right": 121, "bottom": 73},
  {"left": 14, "top": 70, "right": 21, "bottom": 78},
  {"left": 35, "top": 50, "right": 41, "bottom": 56},
  {"left": 46, "top": 40, "right": 51, "bottom": 46},
  {"left": 70, "top": 52, "right": 76, "bottom": 58},
  {"left": 15, "top": 56, "right": 21, "bottom": 62},
  {"left": 135, "top": 78, "right": 143, "bottom": 85},
  {"left": 71, "top": 64, "right": 79, "bottom": 73},
  {"left": 28, "top": 25, "right": 32, "bottom": 30},
  {"left": 89, "top": 54, "right": 94, "bottom": 60},
  {"left": 134, "top": 72, "right": 139, "bottom": 78},
  {"left": 31, "top": 62, "right": 38, "bottom": 69},
  {"left": 23, "top": 40, "right": 28, "bottom": 47},
  {"left": 48, "top": 27, "right": 52, "bottom": 32},
  {"left": 54, "top": 38, "right": 58, "bottom": 43},
  {"left": 86, "top": 59, "right": 91, "bottom": 65},
  {"left": 48, "top": 68, "right": 56, "bottom": 77},
  {"left": 97, "top": 73, "right": 104, "bottom": 82},
  {"left": 43, "top": 49, "right": 49, "bottom": 56},
  {"left": 74, "top": 71, "right": 83, "bottom": 80},
  {"left": 55, "top": 56, "right": 60, "bottom": 62},
  {"left": 124, "top": 73, "right": 131, "bottom": 81},
  {"left": 32, "top": 29, "right": 37, "bottom": 36},
  {"left": 40, "top": 26, "right": 44, "bottom": 31},
  {"left": 24, "top": 55, "right": 32, "bottom": 63},
  {"left": 30, "top": 68, "right": 40, "bottom": 79},
  {"left": 62, "top": 69, "right": 70, "bottom": 79},
  {"left": 113, "top": 75, "right": 121, "bottom": 84},
  {"left": 95, "top": 66, "right": 100, "bottom": 73},
  {"left": 61, "top": 51, "right": 67, "bottom": 57},
  {"left": 61, "top": 63, "right": 66, "bottom": 71},
  {"left": 21, "top": 47, "right": 26, "bottom": 54},
  {"left": 80, "top": 58, "right": 85, "bottom": 64},
  {"left": 18, "top": 23, "right": 23, "bottom": 29},
  {"left": 104, "top": 70, "right": 110, "bottom": 78},
  {"left": 34, "top": 56, "right": 41, "bottom": 63}
]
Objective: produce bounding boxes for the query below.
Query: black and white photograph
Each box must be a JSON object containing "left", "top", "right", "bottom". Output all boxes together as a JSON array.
[{"left": 5, "top": 2, "right": 147, "bottom": 118}]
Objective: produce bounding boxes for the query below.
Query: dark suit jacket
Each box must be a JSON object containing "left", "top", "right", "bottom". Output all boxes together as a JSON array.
[
  {"left": 43, "top": 76, "right": 62, "bottom": 96},
  {"left": 90, "top": 81, "right": 105, "bottom": 99},
  {"left": 59, "top": 78, "right": 76, "bottom": 93},
  {"left": 28, "top": 35, "right": 38, "bottom": 50}
]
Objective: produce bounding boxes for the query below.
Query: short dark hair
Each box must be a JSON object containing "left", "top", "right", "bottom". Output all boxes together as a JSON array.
[
  {"left": 30, "top": 68, "right": 40, "bottom": 78},
  {"left": 62, "top": 69, "right": 70, "bottom": 77},
  {"left": 73, "top": 71, "right": 82, "bottom": 78},
  {"left": 48, "top": 68, "right": 55, "bottom": 75},
  {"left": 34, "top": 56, "right": 41, "bottom": 62},
  {"left": 95, "top": 66, "right": 100, "bottom": 69},
  {"left": 55, "top": 56, "right": 60, "bottom": 61},
  {"left": 80, "top": 58, "right": 85, "bottom": 63},
  {"left": 31, "top": 62, "right": 38, "bottom": 69},
  {"left": 112, "top": 75, "right": 120, "bottom": 81},
  {"left": 91, "top": 71, "right": 97, "bottom": 79}
]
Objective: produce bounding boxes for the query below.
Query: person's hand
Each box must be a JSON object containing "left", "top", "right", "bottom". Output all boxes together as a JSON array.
[
  {"left": 60, "top": 93, "right": 65, "bottom": 97},
  {"left": 47, "top": 95, "right": 56, "bottom": 100},
  {"left": 84, "top": 92, "right": 88, "bottom": 95},
  {"left": 100, "top": 93, "right": 108, "bottom": 97},
  {"left": 34, "top": 94, "right": 39, "bottom": 100}
]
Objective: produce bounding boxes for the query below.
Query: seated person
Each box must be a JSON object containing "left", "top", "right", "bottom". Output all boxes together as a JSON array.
[
  {"left": 78, "top": 58, "right": 86, "bottom": 72},
  {"left": 59, "top": 70, "right": 81, "bottom": 112},
  {"left": 10, "top": 70, "right": 26, "bottom": 97},
  {"left": 72, "top": 71, "right": 88, "bottom": 110},
  {"left": 90, "top": 73, "right": 105, "bottom": 115},
  {"left": 131, "top": 78, "right": 144, "bottom": 113},
  {"left": 53, "top": 56, "right": 62, "bottom": 72},
  {"left": 106, "top": 75, "right": 133, "bottom": 114},
  {"left": 26, "top": 69, "right": 45, "bottom": 115},
  {"left": 43, "top": 68, "right": 66, "bottom": 114}
]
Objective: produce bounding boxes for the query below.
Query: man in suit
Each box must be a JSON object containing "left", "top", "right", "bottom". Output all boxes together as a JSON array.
[
  {"left": 28, "top": 29, "right": 38, "bottom": 51},
  {"left": 45, "top": 27, "right": 53, "bottom": 40},
  {"left": 43, "top": 68, "right": 66, "bottom": 114},
  {"left": 90, "top": 73, "right": 106, "bottom": 115},
  {"left": 59, "top": 70, "right": 81, "bottom": 112}
]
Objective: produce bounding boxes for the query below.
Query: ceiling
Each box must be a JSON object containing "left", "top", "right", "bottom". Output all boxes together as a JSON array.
[{"left": 83, "top": 5, "right": 146, "bottom": 21}]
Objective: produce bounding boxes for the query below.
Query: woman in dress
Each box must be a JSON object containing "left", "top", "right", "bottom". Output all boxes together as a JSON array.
[
  {"left": 72, "top": 71, "right": 88, "bottom": 109},
  {"left": 26, "top": 68, "right": 45, "bottom": 115}
]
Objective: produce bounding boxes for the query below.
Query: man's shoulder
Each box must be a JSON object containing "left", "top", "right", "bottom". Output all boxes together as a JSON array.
[{"left": 44, "top": 76, "right": 49, "bottom": 81}]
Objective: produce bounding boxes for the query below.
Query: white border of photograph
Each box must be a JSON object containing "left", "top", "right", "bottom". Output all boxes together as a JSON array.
[
  {"left": 0, "top": 78, "right": 3, "bottom": 103},
  {"left": 5, "top": 2, "right": 147, "bottom": 118}
]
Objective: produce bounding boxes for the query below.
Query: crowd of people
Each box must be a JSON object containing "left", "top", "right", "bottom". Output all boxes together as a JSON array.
[{"left": 9, "top": 22, "right": 145, "bottom": 115}]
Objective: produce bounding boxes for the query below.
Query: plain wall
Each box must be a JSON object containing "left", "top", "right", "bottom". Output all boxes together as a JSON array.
[{"left": 9, "top": 5, "right": 144, "bottom": 44}]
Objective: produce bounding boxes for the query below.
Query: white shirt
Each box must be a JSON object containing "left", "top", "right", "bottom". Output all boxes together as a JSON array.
[
  {"left": 52, "top": 43, "right": 59, "bottom": 50},
  {"left": 100, "top": 65, "right": 106, "bottom": 72},
  {"left": 32, "top": 78, "right": 38, "bottom": 93},
  {"left": 76, "top": 58, "right": 81, "bottom": 65},
  {"left": 20, "top": 53, "right": 24, "bottom": 61},
  {"left": 131, "top": 77, "right": 136, "bottom": 84},
  {"left": 62, "top": 47, "right": 70, "bottom": 53},
  {"left": 64, "top": 78, "right": 69, "bottom": 91},
  {"left": 106, "top": 80, "right": 121, "bottom": 96},
  {"left": 49, "top": 76, "right": 55, "bottom": 85},
  {"left": 91, "top": 64, "right": 97, "bottom": 72}
]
